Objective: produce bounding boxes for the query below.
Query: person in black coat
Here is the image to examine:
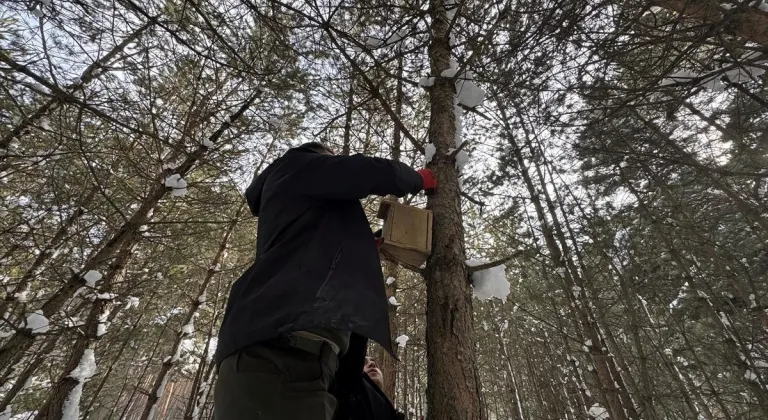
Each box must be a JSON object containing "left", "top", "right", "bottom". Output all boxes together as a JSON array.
[
  {"left": 213, "top": 142, "right": 436, "bottom": 420},
  {"left": 331, "top": 336, "right": 405, "bottom": 420}
]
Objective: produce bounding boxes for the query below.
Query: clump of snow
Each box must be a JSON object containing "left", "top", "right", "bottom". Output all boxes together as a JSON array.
[
  {"left": 62, "top": 349, "right": 98, "bottom": 420},
  {"left": 181, "top": 318, "right": 195, "bottom": 335},
  {"left": 588, "top": 403, "right": 609, "bottom": 419},
  {"left": 96, "top": 308, "right": 110, "bottom": 337},
  {"left": 759, "top": 1, "right": 768, "bottom": 12},
  {"left": 669, "top": 282, "right": 689, "bottom": 310},
  {"left": 720, "top": 2, "right": 735, "bottom": 10},
  {"left": 455, "top": 150, "right": 469, "bottom": 172},
  {"left": 83, "top": 270, "right": 102, "bottom": 287},
  {"left": 385, "top": 277, "right": 396, "bottom": 285},
  {"left": 202, "top": 139, "right": 214, "bottom": 148},
  {"left": 164, "top": 174, "right": 188, "bottom": 197},
  {"left": 95, "top": 292, "right": 117, "bottom": 300},
  {"left": 388, "top": 296, "right": 400, "bottom": 307},
  {"left": 395, "top": 335, "right": 409, "bottom": 348},
  {"left": 13, "top": 290, "right": 29, "bottom": 303},
  {"left": 197, "top": 294, "right": 206, "bottom": 303},
  {"left": 69, "top": 349, "right": 97, "bottom": 380},
  {"left": 453, "top": 104, "right": 463, "bottom": 146},
  {"left": 572, "top": 285, "right": 582, "bottom": 298},
  {"left": 455, "top": 70, "right": 485, "bottom": 108},
  {"left": 467, "top": 260, "right": 510, "bottom": 302},
  {"left": 749, "top": 294, "right": 757, "bottom": 308},
  {"left": 445, "top": 0, "right": 458, "bottom": 19},
  {"left": 425, "top": 143, "right": 436, "bottom": 163},
  {"left": 125, "top": 296, "right": 140, "bottom": 309},
  {"left": 23, "top": 311, "right": 49, "bottom": 334},
  {"left": 418, "top": 77, "right": 435, "bottom": 88},
  {"left": 65, "top": 316, "right": 84, "bottom": 328},
  {"left": 0, "top": 406, "right": 11, "bottom": 420}
]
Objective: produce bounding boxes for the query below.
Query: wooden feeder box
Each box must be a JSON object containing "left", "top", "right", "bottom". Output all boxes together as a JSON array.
[{"left": 377, "top": 201, "right": 433, "bottom": 267}]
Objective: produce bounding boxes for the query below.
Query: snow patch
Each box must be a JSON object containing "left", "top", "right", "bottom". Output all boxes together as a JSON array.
[
  {"left": 453, "top": 104, "right": 463, "bottom": 146},
  {"left": 62, "top": 349, "right": 97, "bottom": 420},
  {"left": 181, "top": 318, "right": 195, "bottom": 335},
  {"left": 385, "top": 277, "right": 396, "bottom": 285},
  {"left": 83, "top": 270, "right": 102, "bottom": 287},
  {"left": 588, "top": 403, "right": 609, "bottom": 419},
  {"left": 125, "top": 296, "right": 140, "bottom": 309},
  {"left": 96, "top": 308, "right": 110, "bottom": 337},
  {"left": 395, "top": 335, "right": 409, "bottom": 348},
  {"left": 744, "top": 370, "right": 759, "bottom": 382},
  {"left": 467, "top": 260, "right": 510, "bottom": 302},
  {"left": 425, "top": 143, "right": 436, "bottom": 164},
  {"left": 572, "top": 285, "right": 582, "bottom": 298},
  {"left": 202, "top": 139, "right": 214, "bottom": 148},
  {"left": 388, "top": 296, "right": 400, "bottom": 307},
  {"left": 418, "top": 77, "right": 435, "bottom": 87},
  {"left": 455, "top": 71, "right": 485, "bottom": 108},
  {"left": 164, "top": 174, "right": 188, "bottom": 197},
  {"left": 455, "top": 150, "right": 469, "bottom": 172},
  {"left": 23, "top": 311, "right": 49, "bottom": 334}
]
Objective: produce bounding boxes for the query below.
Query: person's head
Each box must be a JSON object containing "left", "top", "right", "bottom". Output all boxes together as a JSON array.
[
  {"left": 364, "top": 356, "right": 384, "bottom": 389},
  {"left": 296, "top": 142, "right": 334, "bottom": 156}
]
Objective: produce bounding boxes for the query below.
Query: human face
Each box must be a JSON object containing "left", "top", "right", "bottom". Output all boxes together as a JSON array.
[{"left": 364, "top": 356, "right": 384, "bottom": 389}]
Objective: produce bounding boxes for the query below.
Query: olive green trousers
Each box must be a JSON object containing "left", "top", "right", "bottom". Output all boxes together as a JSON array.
[{"left": 214, "top": 340, "right": 338, "bottom": 420}]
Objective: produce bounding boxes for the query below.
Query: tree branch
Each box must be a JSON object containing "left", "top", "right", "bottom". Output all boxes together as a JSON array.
[{"left": 467, "top": 251, "right": 523, "bottom": 274}]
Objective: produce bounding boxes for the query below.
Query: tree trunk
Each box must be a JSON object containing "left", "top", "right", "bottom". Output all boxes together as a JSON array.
[
  {"left": 35, "top": 241, "right": 134, "bottom": 420},
  {"left": 377, "top": 260, "right": 399, "bottom": 401},
  {"left": 423, "top": 2, "right": 484, "bottom": 419}
]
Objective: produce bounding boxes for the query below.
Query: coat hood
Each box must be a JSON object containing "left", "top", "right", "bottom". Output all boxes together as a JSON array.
[{"left": 244, "top": 147, "right": 321, "bottom": 216}]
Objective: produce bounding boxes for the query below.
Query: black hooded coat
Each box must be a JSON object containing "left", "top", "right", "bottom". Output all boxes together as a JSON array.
[{"left": 215, "top": 146, "right": 423, "bottom": 365}]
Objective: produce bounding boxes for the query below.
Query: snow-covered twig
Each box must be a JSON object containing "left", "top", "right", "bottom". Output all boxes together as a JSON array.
[
  {"left": 466, "top": 251, "right": 523, "bottom": 274},
  {"left": 449, "top": 140, "right": 469, "bottom": 158}
]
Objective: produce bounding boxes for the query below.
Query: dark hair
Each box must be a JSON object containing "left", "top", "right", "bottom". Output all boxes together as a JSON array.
[{"left": 297, "top": 142, "right": 334, "bottom": 155}]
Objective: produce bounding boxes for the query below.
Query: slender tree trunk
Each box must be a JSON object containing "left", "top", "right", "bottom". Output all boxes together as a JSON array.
[
  {"left": 35, "top": 241, "right": 134, "bottom": 420},
  {"left": 424, "top": 2, "right": 483, "bottom": 419},
  {"left": 378, "top": 260, "right": 399, "bottom": 401},
  {"left": 0, "top": 335, "right": 58, "bottom": 413},
  {"left": 82, "top": 300, "right": 151, "bottom": 420},
  {"left": 140, "top": 205, "right": 242, "bottom": 420}
]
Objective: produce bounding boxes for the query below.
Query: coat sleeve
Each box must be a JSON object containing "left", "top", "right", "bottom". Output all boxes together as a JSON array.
[{"left": 287, "top": 153, "right": 424, "bottom": 200}]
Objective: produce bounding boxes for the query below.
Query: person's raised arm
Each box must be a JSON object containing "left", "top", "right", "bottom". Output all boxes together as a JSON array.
[{"left": 285, "top": 153, "right": 435, "bottom": 200}]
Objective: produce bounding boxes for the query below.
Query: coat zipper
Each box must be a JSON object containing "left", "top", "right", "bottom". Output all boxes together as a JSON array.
[{"left": 315, "top": 248, "right": 342, "bottom": 298}]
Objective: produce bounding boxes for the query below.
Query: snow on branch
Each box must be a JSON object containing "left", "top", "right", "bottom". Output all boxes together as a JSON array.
[
  {"left": 467, "top": 260, "right": 511, "bottom": 302},
  {"left": 466, "top": 251, "right": 522, "bottom": 274}
]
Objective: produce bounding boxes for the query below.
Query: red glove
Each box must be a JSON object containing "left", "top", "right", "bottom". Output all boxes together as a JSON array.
[{"left": 417, "top": 169, "right": 437, "bottom": 195}]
